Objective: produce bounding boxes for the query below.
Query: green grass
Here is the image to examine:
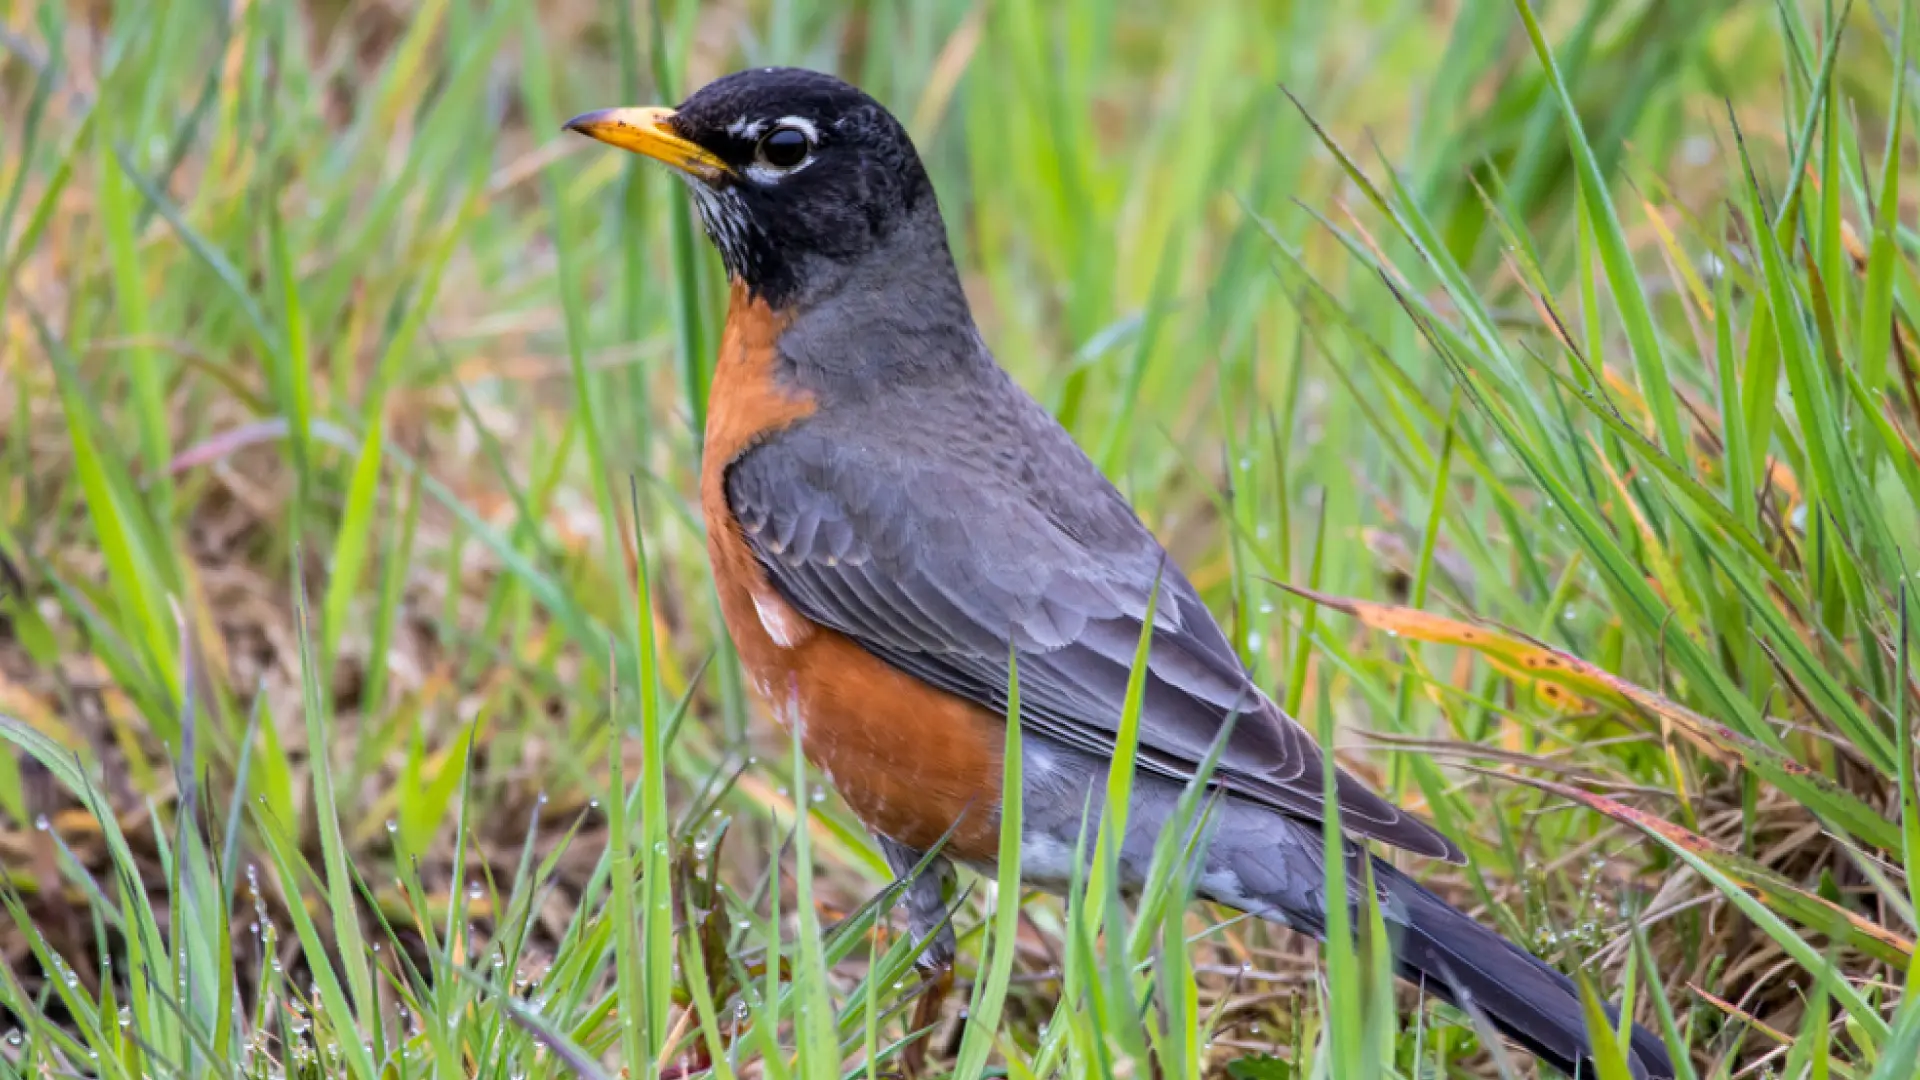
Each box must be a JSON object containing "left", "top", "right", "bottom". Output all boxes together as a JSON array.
[{"left": 2, "top": 0, "right": 1919, "bottom": 1077}]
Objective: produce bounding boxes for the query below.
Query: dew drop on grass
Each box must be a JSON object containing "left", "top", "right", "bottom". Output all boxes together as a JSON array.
[
  {"left": 32, "top": 815, "right": 48, "bottom": 832},
  {"left": 468, "top": 881, "right": 484, "bottom": 900}
]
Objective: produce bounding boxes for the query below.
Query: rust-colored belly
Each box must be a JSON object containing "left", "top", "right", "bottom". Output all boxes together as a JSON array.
[{"left": 699, "top": 285, "right": 1003, "bottom": 861}]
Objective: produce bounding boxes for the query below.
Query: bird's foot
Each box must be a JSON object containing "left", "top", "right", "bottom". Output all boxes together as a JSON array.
[{"left": 898, "top": 962, "right": 954, "bottom": 1078}]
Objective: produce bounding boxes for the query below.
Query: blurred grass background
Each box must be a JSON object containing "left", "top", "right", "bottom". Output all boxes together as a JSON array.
[{"left": 3, "top": 0, "right": 1920, "bottom": 1076}]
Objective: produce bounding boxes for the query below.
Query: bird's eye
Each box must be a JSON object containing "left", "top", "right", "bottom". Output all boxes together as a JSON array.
[{"left": 756, "top": 125, "right": 814, "bottom": 169}]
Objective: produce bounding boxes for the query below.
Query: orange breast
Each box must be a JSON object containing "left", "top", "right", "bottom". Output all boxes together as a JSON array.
[{"left": 701, "top": 283, "right": 1004, "bottom": 862}]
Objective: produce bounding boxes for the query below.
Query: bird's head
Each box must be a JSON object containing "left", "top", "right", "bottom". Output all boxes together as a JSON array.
[{"left": 566, "top": 68, "right": 942, "bottom": 309}]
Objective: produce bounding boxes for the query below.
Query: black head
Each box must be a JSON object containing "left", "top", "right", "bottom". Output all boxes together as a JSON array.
[{"left": 566, "top": 68, "right": 944, "bottom": 308}]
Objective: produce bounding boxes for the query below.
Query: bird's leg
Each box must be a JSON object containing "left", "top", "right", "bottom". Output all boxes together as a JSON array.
[{"left": 877, "top": 836, "right": 958, "bottom": 1077}]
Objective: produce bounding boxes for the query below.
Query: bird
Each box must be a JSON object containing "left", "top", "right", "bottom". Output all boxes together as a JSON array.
[{"left": 565, "top": 67, "right": 1675, "bottom": 1080}]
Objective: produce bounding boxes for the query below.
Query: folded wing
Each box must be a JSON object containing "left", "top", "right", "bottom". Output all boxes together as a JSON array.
[{"left": 726, "top": 426, "right": 1461, "bottom": 862}]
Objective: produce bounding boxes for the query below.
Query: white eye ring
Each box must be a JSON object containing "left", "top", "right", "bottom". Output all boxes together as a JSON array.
[{"left": 743, "top": 116, "right": 819, "bottom": 182}]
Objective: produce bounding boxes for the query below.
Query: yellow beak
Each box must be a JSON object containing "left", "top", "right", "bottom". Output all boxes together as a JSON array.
[{"left": 563, "top": 107, "right": 731, "bottom": 180}]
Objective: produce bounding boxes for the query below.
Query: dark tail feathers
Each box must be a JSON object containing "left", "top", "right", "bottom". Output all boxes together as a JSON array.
[{"left": 1373, "top": 860, "right": 1674, "bottom": 1079}]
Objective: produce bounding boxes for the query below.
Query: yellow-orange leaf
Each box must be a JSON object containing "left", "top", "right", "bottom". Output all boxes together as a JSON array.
[
  {"left": 1279, "top": 584, "right": 1732, "bottom": 761},
  {"left": 1524, "top": 776, "right": 1913, "bottom": 965}
]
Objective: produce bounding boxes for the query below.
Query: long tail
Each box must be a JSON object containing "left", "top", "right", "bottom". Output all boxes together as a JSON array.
[{"left": 1371, "top": 859, "right": 1674, "bottom": 1079}]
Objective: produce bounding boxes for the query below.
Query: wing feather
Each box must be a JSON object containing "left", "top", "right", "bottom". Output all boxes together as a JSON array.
[{"left": 726, "top": 426, "right": 1461, "bottom": 862}]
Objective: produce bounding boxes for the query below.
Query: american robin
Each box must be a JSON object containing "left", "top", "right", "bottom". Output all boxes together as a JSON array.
[{"left": 567, "top": 68, "right": 1674, "bottom": 1080}]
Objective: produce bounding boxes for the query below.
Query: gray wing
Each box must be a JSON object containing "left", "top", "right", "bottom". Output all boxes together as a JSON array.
[{"left": 726, "top": 425, "right": 1461, "bottom": 863}]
